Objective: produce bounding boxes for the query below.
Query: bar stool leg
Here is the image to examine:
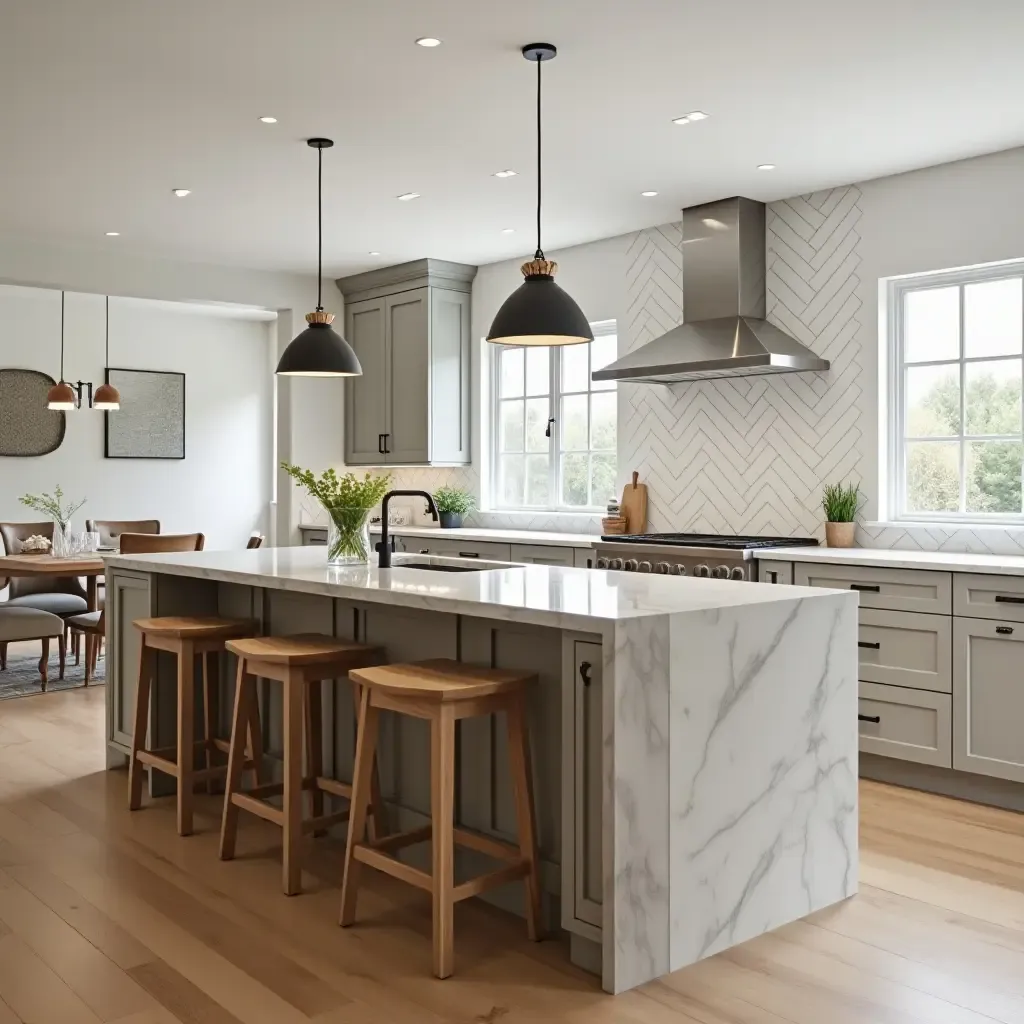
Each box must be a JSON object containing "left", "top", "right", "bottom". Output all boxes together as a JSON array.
[
  {"left": 246, "top": 684, "right": 267, "bottom": 787},
  {"left": 177, "top": 640, "right": 196, "bottom": 837},
  {"left": 128, "top": 638, "right": 153, "bottom": 811},
  {"left": 351, "top": 683, "right": 388, "bottom": 841},
  {"left": 305, "top": 681, "right": 325, "bottom": 836},
  {"left": 219, "top": 658, "right": 251, "bottom": 860},
  {"left": 282, "top": 670, "right": 304, "bottom": 895},
  {"left": 506, "top": 694, "right": 544, "bottom": 941},
  {"left": 430, "top": 703, "right": 456, "bottom": 979},
  {"left": 203, "top": 651, "right": 220, "bottom": 795},
  {"left": 340, "top": 686, "right": 380, "bottom": 927}
]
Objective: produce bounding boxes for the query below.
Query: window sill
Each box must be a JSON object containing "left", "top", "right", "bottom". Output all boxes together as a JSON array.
[
  {"left": 480, "top": 508, "right": 603, "bottom": 519},
  {"left": 867, "top": 520, "right": 1024, "bottom": 532}
]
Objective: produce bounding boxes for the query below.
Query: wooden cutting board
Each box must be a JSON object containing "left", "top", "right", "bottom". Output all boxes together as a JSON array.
[{"left": 620, "top": 471, "right": 648, "bottom": 535}]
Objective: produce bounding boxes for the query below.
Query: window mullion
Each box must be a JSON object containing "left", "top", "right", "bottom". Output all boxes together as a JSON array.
[{"left": 958, "top": 284, "right": 967, "bottom": 514}]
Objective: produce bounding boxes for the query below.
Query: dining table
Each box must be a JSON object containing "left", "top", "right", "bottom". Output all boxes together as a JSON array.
[{"left": 0, "top": 553, "right": 106, "bottom": 612}]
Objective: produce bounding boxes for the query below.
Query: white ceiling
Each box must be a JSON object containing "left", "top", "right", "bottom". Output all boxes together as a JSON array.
[{"left": 3, "top": 0, "right": 1024, "bottom": 279}]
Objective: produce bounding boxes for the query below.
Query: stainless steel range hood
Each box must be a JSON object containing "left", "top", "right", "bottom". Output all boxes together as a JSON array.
[{"left": 593, "top": 196, "right": 829, "bottom": 385}]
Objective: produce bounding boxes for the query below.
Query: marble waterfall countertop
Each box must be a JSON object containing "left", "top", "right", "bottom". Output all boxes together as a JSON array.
[
  {"left": 103, "top": 545, "right": 842, "bottom": 631},
  {"left": 757, "top": 545, "right": 1024, "bottom": 575}
]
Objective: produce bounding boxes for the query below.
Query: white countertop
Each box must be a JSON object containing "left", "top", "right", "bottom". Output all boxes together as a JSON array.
[
  {"left": 756, "top": 545, "right": 1024, "bottom": 576},
  {"left": 364, "top": 525, "right": 599, "bottom": 548},
  {"left": 104, "top": 546, "right": 846, "bottom": 629}
]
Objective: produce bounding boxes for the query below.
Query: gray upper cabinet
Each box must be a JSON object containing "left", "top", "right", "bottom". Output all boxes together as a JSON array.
[{"left": 338, "top": 259, "right": 475, "bottom": 466}]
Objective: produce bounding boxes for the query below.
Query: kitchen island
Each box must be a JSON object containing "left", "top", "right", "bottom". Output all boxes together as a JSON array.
[{"left": 103, "top": 546, "right": 858, "bottom": 994}]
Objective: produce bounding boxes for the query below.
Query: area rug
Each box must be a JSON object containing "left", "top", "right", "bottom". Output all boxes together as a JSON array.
[{"left": 0, "top": 646, "right": 104, "bottom": 700}]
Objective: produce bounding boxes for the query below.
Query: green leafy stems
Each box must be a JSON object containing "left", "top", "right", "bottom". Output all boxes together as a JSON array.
[
  {"left": 821, "top": 481, "right": 861, "bottom": 523},
  {"left": 282, "top": 463, "right": 391, "bottom": 562},
  {"left": 432, "top": 485, "right": 476, "bottom": 516},
  {"left": 19, "top": 485, "right": 86, "bottom": 531}
]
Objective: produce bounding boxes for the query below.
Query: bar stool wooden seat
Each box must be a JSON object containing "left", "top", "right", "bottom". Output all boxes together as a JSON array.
[
  {"left": 340, "top": 658, "right": 543, "bottom": 979},
  {"left": 129, "top": 615, "right": 261, "bottom": 837},
  {"left": 219, "top": 633, "right": 384, "bottom": 896}
]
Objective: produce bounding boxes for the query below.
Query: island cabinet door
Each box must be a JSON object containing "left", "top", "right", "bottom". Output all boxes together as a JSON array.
[
  {"left": 953, "top": 617, "right": 1024, "bottom": 783},
  {"left": 344, "top": 297, "right": 388, "bottom": 465},
  {"left": 562, "top": 637, "right": 603, "bottom": 938},
  {"left": 106, "top": 570, "right": 154, "bottom": 751}
]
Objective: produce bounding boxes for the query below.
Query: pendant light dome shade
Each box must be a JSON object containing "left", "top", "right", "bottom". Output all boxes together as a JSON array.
[
  {"left": 275, "top": 138, "right": 363, "bottom": 377},
  {"left": 277, "top": 312, "right": 362, "bottom": 376},
  {"left": 46, "top": 380, "right": 76, "bottom": 410},
  {"left": 487, "top": 259, "right": 592, "bottom": 346},
  {"left": 487, "top": 44, "right": 593, "bottom": 348}
]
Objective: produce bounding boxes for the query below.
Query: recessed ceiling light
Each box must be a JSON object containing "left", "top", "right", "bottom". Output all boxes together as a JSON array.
[
  {"left": 757, "top": 163, "right": 776, "bottom": 171},
  {"left": 641, "top": 191, "right": 659, "bottom": 197},
  {"left": 368, "top": 251, "right": 381, "bottom": 256},
  {"left": 396, "top": 192, "right": 421, "bottom": 201},
  {"left": 501, "top": 228, "right": 516, "bottom": 234},
  {"left": 172, "top": 188, "right": 192, "bottom": 197},
  {"left": 415, "top": 37, "right": 441, "bottom": 47},
  {"left": 493, "top": 169, "right": 518, "bottom": 178},
  {"left": 105, "top": 231, "right": 120, "bottom": 236},
  {"left": 672, "top": 111, "right": 709, "bottom": 125},
  {"left": 258, "top": 116, "right": 278, "bottom": 124}
]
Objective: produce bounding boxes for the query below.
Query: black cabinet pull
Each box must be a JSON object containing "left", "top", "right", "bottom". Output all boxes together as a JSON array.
[
  {"left": 458, "top": 551, "right": 480, "bottom": 558},
  {"left": 580, "top": 661, "right": 592, "bottom": 687},
  {"left": 858, "top": 640, "right": 881, "bottom": 650},
  {"left": 995, "top": 595, "right": 1024, "bottom": 605},
  {"left": 383, "top": 433, "right": 391, "bottom": 455},
  {"left": 377, "top": 434, "right": 384, "bottom": 454},
  {"left": 858, "top": 714, "right": 881, "bottom": 724},
  {"left": 996, "top": 625, "right": 1014, "bottom": 635},
  {"left": 850, "top": 583, "right": 880, "bottom": 593}
]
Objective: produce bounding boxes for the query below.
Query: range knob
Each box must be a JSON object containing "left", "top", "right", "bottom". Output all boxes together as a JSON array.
[
  {"left": 655, "top": 561, "right": 671, "bottom": 574},
  {"left": 596, "top": 557, "right": 609, "bottom": 569},
  {"left": 638, "top": 560, "right": 653, "bottom": 573},
  {"left": 670, "top": 563, "right": 686, "bottom": 575},
  {"left": 695, "top": 564, "right": 711, "bottom": 578},
  {"left": 609, "top": 558, "right": 623, "bottom": 570},
  {"left": 730, "top": 566, "right": 746, "bottom": 581},
  {"left": 713, "top": 564, "right": 730, "bottom": 579}
]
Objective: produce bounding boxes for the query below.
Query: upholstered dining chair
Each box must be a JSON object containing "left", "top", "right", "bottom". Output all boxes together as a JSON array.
[
  {"left": 85, "top": 519, "right": 160, "bottom": 549},
  {"left": 66, "top": 532, "right": 205, "bottom": 685},
  {"left": 0, "top": 522, "right": 88, "bottom": 620},
  {"left": 0, "top": 607, "right": 66, "bottom": 689}
]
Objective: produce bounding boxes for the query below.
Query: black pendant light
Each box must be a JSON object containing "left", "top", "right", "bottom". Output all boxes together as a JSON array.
[
  {"left": 487, "top": 44, "right": 593, "bottom": 347},
  {"left": 276, "top": 138, "right": 363, "bottom": 376},
  {"left": 93, "top": 296, "right": 121, "bottom": 409}
]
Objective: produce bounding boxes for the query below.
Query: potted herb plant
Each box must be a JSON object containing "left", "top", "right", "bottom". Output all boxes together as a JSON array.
[
  {"left": 433, "top": 485, "right": 475, "bottom": 529},
  {"left": 821, "top": 482, "right": 860, "bottom": 548},
  {"left": 19, "top": 485, "right": 86, "bottom": 557},
  {"left": 282, "top": 463, "right": 391, "bottom": 565}
]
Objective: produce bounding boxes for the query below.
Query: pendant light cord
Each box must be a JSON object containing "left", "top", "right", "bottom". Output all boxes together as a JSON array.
[
  {"left": 316, "top": 144, "right": 323, "bottom": 311},
  {"left": 59, "top": 291, "right": 65, "bottom": 381},
  {"left": 535, "top": 54, "right": 544, "bottom": 260},
  {"left": 105, "top": 295, "right": 110, "bottom": 365}
]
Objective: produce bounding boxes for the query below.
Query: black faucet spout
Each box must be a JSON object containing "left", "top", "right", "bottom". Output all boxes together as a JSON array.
[{"left": 378, "top": 490, "right": 438, "bottom": 568}]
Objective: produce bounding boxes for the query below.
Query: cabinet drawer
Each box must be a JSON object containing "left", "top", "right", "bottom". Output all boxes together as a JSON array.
[
  {"left": 953, "top": 617, "right": 1024, "bottom": 783},
  {"left": 510, "top": 543, "right": 576, "bottom": 567},
  {"left": 954, "top": 573, "right": 1024, "bottom": 623},
  {"left": 408, "top": 539, "right": 512, "bottom": 561},
  {"left": 795, "top": 563, "right": 951, "bottom": 614},
  {"left": 858, "top": 682, "right": 951, "bottom": 768},
  {"left": 757, "top": 561, "right": 793, "bottom": 585},
  {"left": 857, "top": 609, "right": 951, "bottom": 693}
]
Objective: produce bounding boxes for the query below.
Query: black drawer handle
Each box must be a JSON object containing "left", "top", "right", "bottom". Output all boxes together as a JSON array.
[
  {"left": 858, "top": 641, "right": 881, "bottom": 650},
  {"left": 850, "top": 583, "right": 880, "bottom": 593},
  {"left": 580, "top": 661, "right": 592, "bottom": 687},
  {"left": 859, "top": 714, "right": 881, "bottom": 724},
  {"left": 995, "top": 595, "right": 1024, "bottom": 605},
  {"left": 378, "top": 433, "right": 385, "bottom": 455},
  {"left": 996, "top": 625, "right": 1014, "bottom": 635},
  {"left": 458, "top": 551, "right": 480, "bottom": 558}
]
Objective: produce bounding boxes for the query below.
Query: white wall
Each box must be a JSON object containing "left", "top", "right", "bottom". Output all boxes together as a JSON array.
[{"left": 0, "top": 285, "right": 272, "bottom": 548}]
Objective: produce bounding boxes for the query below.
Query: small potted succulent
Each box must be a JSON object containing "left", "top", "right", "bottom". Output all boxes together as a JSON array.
[
  {"left": 432, "top": 485, "right": 475, "bottom": 529},
  {"left": 821, "top": 482, "right": 861, "bottom": 548}
]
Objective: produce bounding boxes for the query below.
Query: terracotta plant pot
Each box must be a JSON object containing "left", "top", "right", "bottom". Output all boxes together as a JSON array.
[{"left": 824, "top": 521, "right": 856, "bottom": 548}]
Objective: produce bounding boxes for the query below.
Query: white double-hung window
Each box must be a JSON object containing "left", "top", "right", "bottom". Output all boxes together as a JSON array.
[
  {"left": 888, "top": 264, "right": 1024, "bottom": 520},
  {"left": 491, "top": 320, "right": 618, "bottom": 511}
]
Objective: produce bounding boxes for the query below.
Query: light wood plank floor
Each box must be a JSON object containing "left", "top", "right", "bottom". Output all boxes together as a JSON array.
[{"left": 0, "top": 683, "right": 1022, "bottom": 1023}]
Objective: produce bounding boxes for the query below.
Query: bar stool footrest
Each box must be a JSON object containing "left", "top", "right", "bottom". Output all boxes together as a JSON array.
[{"left": 302, "top": 809, "right": 351, "bottom": 834}]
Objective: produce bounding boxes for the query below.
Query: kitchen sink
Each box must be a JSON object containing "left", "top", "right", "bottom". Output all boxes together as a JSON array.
[{"left": 389, "top": 557, "right": 508, "bottom": 573}]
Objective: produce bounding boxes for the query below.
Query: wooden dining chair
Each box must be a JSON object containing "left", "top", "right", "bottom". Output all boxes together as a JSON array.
[{"left": 66, "top": 532, "right": 205, "bottom": 684}]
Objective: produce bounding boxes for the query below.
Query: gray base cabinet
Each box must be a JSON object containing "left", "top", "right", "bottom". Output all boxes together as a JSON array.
[
  {"left": 953, "top": 617, "right": 1024, "bottom": 783},
  {"left": 858, "top": 681, "right": 951, "bottom": 767}
]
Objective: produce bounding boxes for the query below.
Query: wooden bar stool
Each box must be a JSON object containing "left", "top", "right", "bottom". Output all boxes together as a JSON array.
[
  {"left": 340, "top": 658, "right": 543, "bottom": 979},
  {"left": 219, "top": 634, "right": 385, "bottom": 896},
  {"left": 129, "top": 615, "right": 261, "bottom": 837}
]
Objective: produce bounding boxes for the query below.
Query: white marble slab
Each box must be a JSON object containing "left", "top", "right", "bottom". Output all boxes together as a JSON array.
[{"left": 757, "top": 545, "right": 1024, "bottom": 575}]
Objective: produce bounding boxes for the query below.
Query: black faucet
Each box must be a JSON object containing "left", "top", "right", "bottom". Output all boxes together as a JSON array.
[{"left": 378, "top": 490, "right": 438, "bottom": 568}]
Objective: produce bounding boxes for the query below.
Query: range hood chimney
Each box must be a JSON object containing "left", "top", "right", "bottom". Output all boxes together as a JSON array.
[{"left": 593, "top": 196, "right": 829, "bottom": 385}]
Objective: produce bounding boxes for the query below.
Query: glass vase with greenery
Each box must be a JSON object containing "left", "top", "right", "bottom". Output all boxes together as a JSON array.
[
  {"left": 821, "top": 481, "right": 860, "bottom": 548},
  {"left": 282, "top": 464, "right": 391, "bottom": 564},
  {"left": 432, "top": 485, "right": 476, "bottom": 529},
  {"left": 19, "top": 485, "right": 86, "bottom": 557}
]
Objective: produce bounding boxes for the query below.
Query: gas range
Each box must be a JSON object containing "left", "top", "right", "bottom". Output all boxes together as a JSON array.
[{"left": 592, "top": 533, "right": 817, "bottom": 581}]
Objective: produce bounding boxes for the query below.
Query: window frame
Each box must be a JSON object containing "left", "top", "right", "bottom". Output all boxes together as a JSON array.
[
  {"left": 489, "top": 320, "right": 617, "bottom": 513},
  {"left": 887, "top": 261, "right": 1024, "bottom": 524}
]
